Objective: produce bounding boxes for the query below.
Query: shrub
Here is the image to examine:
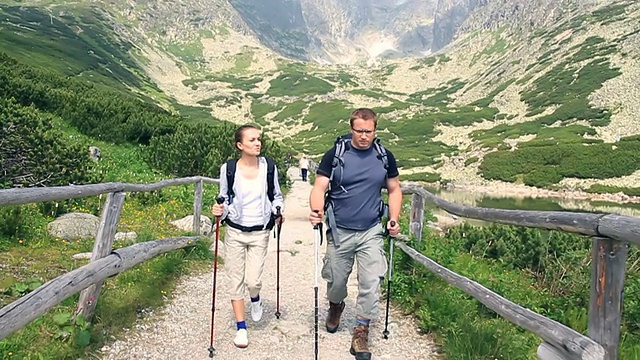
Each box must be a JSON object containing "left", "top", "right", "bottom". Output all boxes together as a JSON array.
[
  {"left": 146, "top": 122, "right": 288, "bottom": 183},
  {"left": 479, "top": 138, "right": 640, "bottom": 187},
  {"left": 0, "top": 97, "right": 95, "bottom": 189},
  {"left": 0, "top": 52, "right": 178, "bottom": 145}
]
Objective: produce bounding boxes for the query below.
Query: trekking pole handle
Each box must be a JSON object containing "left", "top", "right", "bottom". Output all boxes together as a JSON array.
[
  {"left": 215, "top": 196, "right": 225, "bottom": 205},
  {"left": 274, "top": 206, "right": 282, "bottom": 238},
  {"left": 386, "top": 220, "right": 397, "bottom": 237},
  {"left": 312, "top": 210, "right": 321, "bottom": 230},
  {"left": 312, "top": 210, "right": 323, "bottom": 245}
]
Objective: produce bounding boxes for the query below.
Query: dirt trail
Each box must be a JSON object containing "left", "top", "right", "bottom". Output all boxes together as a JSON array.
[{"left": 101, "top": 168, "right": 437, "bottom": 360}]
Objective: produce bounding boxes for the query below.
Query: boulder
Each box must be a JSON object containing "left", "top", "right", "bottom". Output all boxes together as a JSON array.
[
  {"left": 47, "top": 212, "right": 100, "bottom": 241},
  {"left": 115, "top": 231, "right": 137, "bottom": 242},
  {"left": 169, "top": 215, "right": 213, "bottom": 235}
]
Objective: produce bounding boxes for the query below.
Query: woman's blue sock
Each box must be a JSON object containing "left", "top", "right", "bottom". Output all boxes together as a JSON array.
[
  {"left": 250, "top": 295, "right": 260, "bottom": 303},
  {"left": 237, "top": 320, "right": 247, "bottom": 330}
]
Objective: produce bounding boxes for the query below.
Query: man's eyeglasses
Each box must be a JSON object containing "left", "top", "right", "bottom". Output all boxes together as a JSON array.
[{"left": 351, "top": 127, "right": 376, "bottom": 135}]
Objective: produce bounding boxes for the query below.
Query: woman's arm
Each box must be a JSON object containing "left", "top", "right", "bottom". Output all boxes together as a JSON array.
[
  {"left": 271, "top": 165, "right": 285, "bottom": 213},
  {"left": 218, "top": 162, "right": 230, "bottom": 219}
]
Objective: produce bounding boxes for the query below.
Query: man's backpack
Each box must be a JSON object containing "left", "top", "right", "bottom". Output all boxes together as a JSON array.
[
  {"left": 323, "top": 134, "right": 390, "bottom": 245},
  {"left": 225, "top": 157, "right": 276, "bottom": 205},
  {"left": 328, "top": 133, "right": 389, "bottom": 190}
]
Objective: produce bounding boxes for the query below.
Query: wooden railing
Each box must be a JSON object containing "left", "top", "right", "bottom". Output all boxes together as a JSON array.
[
  {"left": 1, "top": 177, "right": 637, "bottom": 360},
  {"left": 399, "top": 182, "right": 639, "bottom": 360},
  {"left": 0, "top": 176, "right": 218, "bottom": 341}
]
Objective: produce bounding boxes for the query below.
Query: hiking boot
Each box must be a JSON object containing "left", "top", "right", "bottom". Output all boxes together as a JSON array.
[
  {"left": 325, "top": 301, "right": 345, "bottom": 333},
  {"left": 349, "top": 325, "right": 371, "bottom": 360}
]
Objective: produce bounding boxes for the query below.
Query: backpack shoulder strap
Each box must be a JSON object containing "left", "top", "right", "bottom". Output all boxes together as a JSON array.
[
  {"left": 372, "top": 138, "right": 389, "bottom": 171},
  {"left": 265, "top": 157, "right": 276, "bottom": 202},
  {"left": 227, "top": 158, "right": 276, "bottom": 203},
  {"left": 373, "top": 138, "right": 389, "bottom": 191},
  {"left": 225, "top": 159, "right": 238, "bottom": 201},
  {"left": 330, "top": 135, "right": 351, "bottom": 184}
]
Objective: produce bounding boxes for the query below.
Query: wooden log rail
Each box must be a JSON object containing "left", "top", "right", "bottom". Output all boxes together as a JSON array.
[
  {"left": 0, "top": 176, "right": 220, "bottom": 342},
  {"left": 0, "top": 176, "right": 219, "bottom": 207},
  {"left": 0, "top": 236, "right": 201, "bottom": 341},
  {"left": 395, "top": 240, "right": 605, "bottom": 360},
  {"left": 1, "top": 177, "right": 636, "bottom": 359},
  {"left": 401, "top": 183, "right": 640, "bottom": 246},
  {"left": 397, "top": 182, "right": 639, "bottom": 360}
]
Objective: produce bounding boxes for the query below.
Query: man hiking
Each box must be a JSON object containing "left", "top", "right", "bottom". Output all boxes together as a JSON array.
[{"left": 308, "top": 108, "right": 401, "bottom": 360}]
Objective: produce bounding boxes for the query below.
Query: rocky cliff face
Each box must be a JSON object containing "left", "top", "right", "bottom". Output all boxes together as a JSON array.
[
  {"left": 116, "top": 0, "right": 251, "bottom": 42},
  {"left": 302, "top": 0, "right": 438, "bottom": 62},
  {"left": 108, "top": 0, "right": 598, "bottom": 64},
  {"left": 389, "top": 0, "right": 437, "bottom": 53},
  {"left": 458, "top": 0, "right": 582, "bottom": 35},
  {"left": 228, "top": 0, "right": 311, "bottom": 60},
  {"left": 432, "top": 0, "right": 488, "bottom": 50},
  {"left": 225, "top": 0, "right": 437, "bottom": 63}
]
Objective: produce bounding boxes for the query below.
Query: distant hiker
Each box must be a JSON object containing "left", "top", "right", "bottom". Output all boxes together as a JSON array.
[
  {"left": 211, "top": 124, "right": 285, "bottom": 349},
  {"left": 299, "top": 155, "right": 310, "bottom": 181},
  {"left": 308, "top": 108, "right": 401, "bottom": 360}
]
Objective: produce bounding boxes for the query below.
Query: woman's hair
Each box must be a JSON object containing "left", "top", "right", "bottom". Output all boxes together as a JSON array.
[{"left": 234, "top": 124, "right": 260, "bottom": 150}]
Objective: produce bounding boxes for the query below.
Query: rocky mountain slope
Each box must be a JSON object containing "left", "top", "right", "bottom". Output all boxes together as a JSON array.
[
  {"left": 1, "top": 0, "right": 639, "bottom": 194},
  {"left": 132, "top": 0, "right": 639, "bottom": 191}
]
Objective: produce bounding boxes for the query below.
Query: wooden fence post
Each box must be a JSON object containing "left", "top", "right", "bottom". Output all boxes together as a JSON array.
[
  {"left": 76, "top": 191, "right": 126, "bottom": 320},
  {"left": 588, "top": 236, "right": 628, "bottom": 360},
  {"left": 193, "top": 180, "right": 203, "bottom": 235},
  {"left": 409, "top": 193, "right": 425, "bottom": 241}
]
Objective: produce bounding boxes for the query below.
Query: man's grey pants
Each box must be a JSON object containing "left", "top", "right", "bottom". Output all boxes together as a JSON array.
[{"left": 321, "top": 223, "right": 388, "bottom": 320}]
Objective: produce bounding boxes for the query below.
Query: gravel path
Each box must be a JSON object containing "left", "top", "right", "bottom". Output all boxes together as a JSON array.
[{"left": 101, "top": 168, "right": 438, "bottom": 360}]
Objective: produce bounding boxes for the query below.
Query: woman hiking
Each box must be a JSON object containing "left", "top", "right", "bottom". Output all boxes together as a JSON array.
[{"left": 211, "top": 124, "right": 285, "bottom": 348}]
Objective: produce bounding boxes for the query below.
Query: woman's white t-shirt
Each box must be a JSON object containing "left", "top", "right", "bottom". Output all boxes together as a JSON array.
[{"left": 239, "top": 173, "right": 263, "bottom": 226}]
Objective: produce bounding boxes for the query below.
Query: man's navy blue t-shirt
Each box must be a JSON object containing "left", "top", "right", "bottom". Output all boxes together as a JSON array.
[{"left": 317, "top": 141, "right": 399, "bottom": 231}]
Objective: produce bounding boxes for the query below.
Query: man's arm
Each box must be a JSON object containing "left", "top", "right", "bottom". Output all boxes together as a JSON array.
[
  {"left": 384, "top": 149, "right": 401, "bottom": 236},
  {"left": 308, "top": 148, "right": 335, "bottom": 224},
  {"left": 310, "top": 174, "right": 330, "bottom": 212},
  {"left": 386, "top": 176, "right": 402, "bottom": 223}
]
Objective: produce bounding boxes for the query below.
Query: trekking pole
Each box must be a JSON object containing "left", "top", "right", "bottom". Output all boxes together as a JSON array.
[
  {"left": 382, "top": 220, "right": 396, "bottom": 340},
  {"left": 274, "top": 206, "right": 282, "bottom": 319},
  {"left": 208, "top": 196, "right": 225, "bottom": 358},
  {"left": 312, "top": 210, "right": 323, "bottom": 360}
]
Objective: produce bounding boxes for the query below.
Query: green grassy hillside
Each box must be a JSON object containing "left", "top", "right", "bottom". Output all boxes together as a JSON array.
[
  {"left": 4, "top": 1, "right": 638, "bottom": 196},
  {"left": 0, "top": 5, "right": 148, "bottom": 93},
  {"left": 0, "top": 3, "right": 225, "bottom": 124}
]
